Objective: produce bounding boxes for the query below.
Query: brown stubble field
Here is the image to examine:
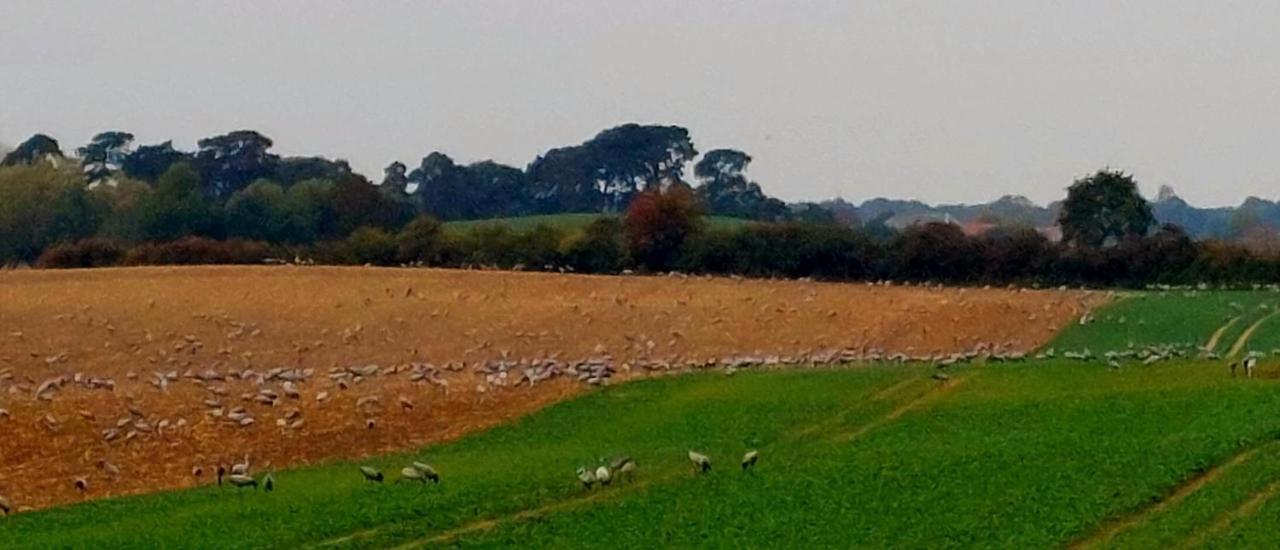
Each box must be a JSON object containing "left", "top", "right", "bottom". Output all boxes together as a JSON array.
[{"left": 0, "top": 266, "right": 1106, "bottom": 510}]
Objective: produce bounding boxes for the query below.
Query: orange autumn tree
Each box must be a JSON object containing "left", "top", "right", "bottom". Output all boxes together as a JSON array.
[{"left": 624, "top": 185, "right": 704, "bottom": 271}]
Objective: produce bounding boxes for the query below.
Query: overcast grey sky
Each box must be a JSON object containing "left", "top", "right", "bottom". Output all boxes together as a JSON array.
[{"left": 2, "top": 0, "right": 1279, "bottom": 206}]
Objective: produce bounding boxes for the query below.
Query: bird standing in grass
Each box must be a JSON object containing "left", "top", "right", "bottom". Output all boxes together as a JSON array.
[
  {"left": 688, "top": 451, "right": 712, "bottom": 473},
  {"left": 360, "top": 466, "right": 384, "bottom": 483},
  {"left": 595, "top": 464, "right": 612, "bottom": 486},
  {"left": 263, "top": 473, "right": 275, "bottom": 492},
  {"left": 576, "top": 467, "right": 596, "bottom": 489},
  {"left": 611, "top": 456, "right": 637, "bottom": 482},
  {"left": 216, "top": 465, "right": 225, "bottom": 487},
  {"left": 742, "top": 450, "right": 760, "bottom": 471},
  {"left": 399, "top": 467, "right": 428, "bottom": 483},
  {"left": 227, "top": 474, "right": 258, "bottom": 490},
  {"left": 0, "top": 495, "right": 11, "bottom": 515},
  {"left": 411, "top": 462, "right": 440, "bottom": 484}
]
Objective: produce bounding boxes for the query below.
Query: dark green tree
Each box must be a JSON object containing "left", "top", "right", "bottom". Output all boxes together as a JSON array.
[
  {"left": 693, "top": 149, "right": 788, "bottom": 221},
  {"left": 284, "top": 179, "right": 338, "bottom": 242},
  {"left": 194, "top": 130, "right": 280, "bottom": 199},
  {"left": 528, "top": 124, "right": 697, "bottom": 212},
  {"left": 122, "top": 141, "right": 190, "bottom": 182},
  {"left": 0, "top": 163, "right": 103, "bottom": 261},
  {"left": 137, "top": 163, "right": 217, "bottom": 241},
  {"left": 225, "top": 180, "right": 291, "bottom": 242},
  {"left": 331, "top": 173, "right": 414, "bottom": 235},
  {"left": 1059, "top": 169, "right": 1154, "bottom": 247},
  {"left": 78, "top": 131, "right": 134, "bottom": 183},
  {"left": 1, "top": 134, "right": 64, "bottom": 166}
]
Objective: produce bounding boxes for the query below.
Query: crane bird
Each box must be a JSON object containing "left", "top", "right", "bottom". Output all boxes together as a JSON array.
[
  {"left": 1245, "top": 356, "right": 1258, "bottom": 378},
  {"left": 359, "top": 466, "right": 384, "bottom": 483},
  {"left": 595, "top": 464, "right": 612, "bottom": 486},
  {"left": 263, "top": 473, "right": 276, "bottom": 492},
  {"left": 192, "top": 466, "right": 204, "bottom": 485},
  {"left": 399, "top": 467, "right": 429, "bottom": 483},
  {"left": 216, "top": 465, "right": 226, "bottom": 486},
  {"left": 411, "top": 462, "right": 440, "bottom": 484},
  {"left": 688, "top": 451, "right": 711, "bottom": 473},
  {"left": 231, "top": 455, "right": 251, "bottom": 476},
  {"left": 227, "top": 474, "right": 258, "bottom": 490},
  {"left": 611, "top": 456, "right": 637, "bottom": 482},
  {"left": 74, "top": 477, "right": 89, "bottom": 494},
  {"left": 0, "top": 495, "right": 10, "bottom": 515},
  {"left": 741, "top": 450, "right": 760, "bottom": 471},
  {"left": 576, "top": 467, "right": 596, "bottom": 490}
]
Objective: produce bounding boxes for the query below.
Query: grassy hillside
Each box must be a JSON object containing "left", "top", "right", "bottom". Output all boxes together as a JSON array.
[
  {"left": 442, "top": 213, "right": 754, "bottom": 234},
  {"left": 4, "top": 359, "right": 1280, "bottom": 548}
]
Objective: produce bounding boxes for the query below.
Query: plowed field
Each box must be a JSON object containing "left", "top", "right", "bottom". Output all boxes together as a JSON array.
[{"left": 0, "top": 266, "right": 1103, "bottom": 510}]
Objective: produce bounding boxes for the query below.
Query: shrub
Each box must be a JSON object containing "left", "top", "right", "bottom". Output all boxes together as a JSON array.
[
  {"left": 36, "top": 239, "right": 125, "bottom": 269},
  {"left": 396, "top": 215, "right": 444, "bottom": 264},
  {"left": 625, "top": 187, "right": 703, "bottom": 272},
  {"left": 563, "top": 218, "right": 630, "bottom": 273},
  {"left": 333, "top": 227, "right": 397, "bottom": 265},
  {"left": 123, "top": 237, "right": 272, "bottom": 266}
]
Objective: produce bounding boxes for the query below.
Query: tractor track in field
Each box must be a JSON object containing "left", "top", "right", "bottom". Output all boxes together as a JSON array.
[
  {"left": 833, "top": 371, "right": 974, "bottom": 443},
  {"left": 787, "top": 374, "right": 922, "bottom": 440},
  {"left": 311, "top": 371, "right": 948, "bottom": 548},
  {"left": 1202, "top": 316, "right": 1241, "bottom": 355},
  {"left": 392, "top": 474, "right": 681, "bottom": 549},
  {"left": 1178, "top": 476, "right": 1280, "bottom": 549},
  {"left": 1068, "top": 443, "right": 1269, "bottom": 549},
  {"left": 1226, "top": 309, "right": 1279, "bottom": 358}
]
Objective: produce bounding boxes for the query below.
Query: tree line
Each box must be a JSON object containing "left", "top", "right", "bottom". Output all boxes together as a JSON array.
[{"left": 3, "top": 126, "right": 1280, "bottom": 287}]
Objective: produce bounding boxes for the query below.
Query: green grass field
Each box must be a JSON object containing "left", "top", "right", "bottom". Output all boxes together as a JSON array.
[
  {"left": 1049, "top": 289, "right": 1280, "bottom": 357},
  {"left": 442, "top": 213, "right": 754, "bottom": 234},
  {"left": 6, "top": 291, "right": 1280, "bottom": 548}
]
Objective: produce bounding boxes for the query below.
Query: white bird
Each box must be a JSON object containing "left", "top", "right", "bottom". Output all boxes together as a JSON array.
[
  {"left": 411, "top": 462, "right": 440, "bottom": 483},
  {"left": 1245, "top": 356, "right": 1258, "bottom": 378},
  {"left": 688, "top": 451, "right": 711, "bottom": 473},
  {"left": 231, "top": 455, "right": 251, "bottom": 476},
  {"left": 610, "top": 456, "right": 637, "bottom": 481},
  {"left": 227, "top": 474, "right": 258, "bottom": 489},
  {"left": 399, "top": 467, "right": 428, "bottom": 483},
  {"left": 74, "top": 477, "right": 89, "bottom": 494},
  {"left": 742, "top": 450, "right": 760, "bottom": 470},
  {"left": 576, "top": 467, "right": 596, "bottom": 489},
  {"left": 595, "top": 465, "right": 612, "bottom": 486},
  {"left": 359, "top": 466, "right": 384, "bottom": 483}
]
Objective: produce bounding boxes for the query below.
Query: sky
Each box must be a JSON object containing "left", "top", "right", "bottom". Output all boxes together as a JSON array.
[{"left": 2, "top": 0, "right": 1279, "bottom": 207}]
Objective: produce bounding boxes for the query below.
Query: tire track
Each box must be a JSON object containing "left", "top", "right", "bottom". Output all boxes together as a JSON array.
[
  {"left": 787, "top": 374, "right": 921, "bottom": 440},
  {"left": 1068, "top": 445, "right": 1266, "bottom": 549},
  {"left": 833, "top": 372, "right": 974, "bottom": 443},
  {"left": 1226, "top": 309, "right": 1279, "bottom": 358},
  {"left": 1202, "top": 316, "right": 1241, "bottom": 355},
  {"left": 1179, "top": 477, "right": 1280, "bottom": 549}
]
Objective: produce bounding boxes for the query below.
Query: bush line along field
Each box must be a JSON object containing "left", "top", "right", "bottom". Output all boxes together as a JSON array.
[{"left": 3, "top": 284, "right": 1280, "bottom": 547}]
